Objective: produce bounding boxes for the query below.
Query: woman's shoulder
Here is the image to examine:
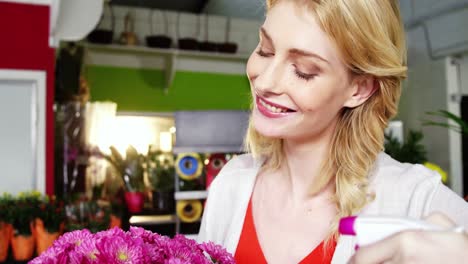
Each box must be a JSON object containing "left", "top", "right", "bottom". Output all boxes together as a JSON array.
[
  {"left": 372, "top": 152, "right": 441, "bottom": 184},
  {"left": 198, "top": 154, "right": 261, "bottom": 249},
  {"left": 364, "top": 152, "right": 443, "bottom": 217},
  {"left": 222, "top": 153, "right": 259, "bottom": 172},
  {"left": 208, "top": 153, "right": 261, "bottom": 195},
  {"left": 212, "top": 154, "right": 260, "bottom": 184}
]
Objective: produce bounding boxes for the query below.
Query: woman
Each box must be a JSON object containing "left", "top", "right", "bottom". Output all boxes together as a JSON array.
[{"left": 198, "top": 0, "right": 468, "bottom": 263}]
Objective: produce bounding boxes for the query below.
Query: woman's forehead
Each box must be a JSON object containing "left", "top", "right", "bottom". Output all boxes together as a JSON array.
[{"left": 262, "top": 1, "right": 343, "bottom": 67}]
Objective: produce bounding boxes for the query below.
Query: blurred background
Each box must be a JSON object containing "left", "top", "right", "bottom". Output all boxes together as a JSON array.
[{"left": 0, "top": 0, "right": 467, "bottom": 262}]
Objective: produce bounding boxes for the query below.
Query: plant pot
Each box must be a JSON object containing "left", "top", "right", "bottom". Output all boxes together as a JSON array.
[
  {"left": 36, "top": 231, "right": 60, "bottom": 256},
  {"left": 109, "top": 214, "right": 122, "bottom": 229},
  {"left": 152, "top": 190, "right": 175, "bottom": 214},
  {"left": 146, "top": 35, "right": 172, "bottom": 49},
  {"left": 176, "top": 12, "right": 200, "bottom": 51},
  {"left": 218, "top": 17, "right": 237, "bottom": 54},
  {"left": 178, "top": 38, "right": 199, "bottom": 50},
  {"left": 11, "top": 234, "right": 34, "bottom": 261},
  {"left": 0, "top": 222, "right": 12, "bottom": 262},
  {"left": 87, "top": 29, "right": 114, "bottom": 44},
  {"left": 217, "top": 42, "right": 238, "bottom": 54},
  {"left": 34, "top": 219, "right": 61, "bottom": 255},
  {"left": 124, "top": 192, "right": 145, "bottom": 214},
  {"left": 87, "top": 2, "right": 114, "bottom": 44},
  {"left": 199, "top": 41, "right": 218, "bottom": 52}
]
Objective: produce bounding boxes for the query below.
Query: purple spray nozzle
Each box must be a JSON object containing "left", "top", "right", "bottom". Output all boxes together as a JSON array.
[{"left": 339, "top": 216, "right": 357, "bottom": 235}]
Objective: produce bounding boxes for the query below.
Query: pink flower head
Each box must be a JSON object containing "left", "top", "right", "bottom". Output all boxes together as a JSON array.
[
  {"left": 129, "top": 226, "right": 164, "bottom": 244},
  {"left": 95, "top": 234, "right": 145, "bottom": 263},
  {"left": 163, "top": 234, "right": 210, "bottom": 264},
  {"left": 30, "top": 238, "right": 76, "bottom": 264},
  {"left": 73, "top": 237, "right": 99, "bottom": 264},
  {"left": 29, "top": 245, "right": 67, "bottom": 264},
  {"left": 200, "top": 241, "right": 236, "bottom": 264},
  {"left": 95, "top": 226, "right": 127, "bottom": 239},
  {"left": 164, "top": 257, "right": 192, "bottom": 264},
  {"left": 54, "top": 229, "right": 93, "bottom": 249}
]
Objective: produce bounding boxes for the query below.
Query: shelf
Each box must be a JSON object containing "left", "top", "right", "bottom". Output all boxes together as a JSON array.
[
  {"left": 129, "top": 214, "right": 176, "bottom": 225},
  {"left": 173, "top": 145, "right": 244, "bottom": 154},
  {"left": 84, "top": 43, "right": 250, "bottom": 61},
  {"left": 83, "top": 43, "right": 249, "bottom": 93},
  {"left": 174, "top": 190, "right": 208, "bottom": 200}
]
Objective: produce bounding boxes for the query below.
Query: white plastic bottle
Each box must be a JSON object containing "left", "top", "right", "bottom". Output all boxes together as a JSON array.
[{"left": 339, "top": 216, "right": 445, "bottom": 247}]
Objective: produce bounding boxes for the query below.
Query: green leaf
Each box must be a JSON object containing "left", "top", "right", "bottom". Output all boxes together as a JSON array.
[
  {"left": 384, "top": 130, "right": 427, "bottom": 164},
  {"left": 425, "top": 110, "right": 468, "bottom": 134}
]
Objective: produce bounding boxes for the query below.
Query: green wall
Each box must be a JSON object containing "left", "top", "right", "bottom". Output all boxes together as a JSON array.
[{"left": 86, "top": 66, "right": 252, "bottom": 112}]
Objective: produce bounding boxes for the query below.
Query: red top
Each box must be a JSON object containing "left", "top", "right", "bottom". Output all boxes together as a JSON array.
[{"left": 234, "top": 198, "right": 337, "bottom": 264}]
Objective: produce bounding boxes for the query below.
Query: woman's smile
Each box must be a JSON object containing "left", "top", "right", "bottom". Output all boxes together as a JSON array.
[{"left": 256, "top": 95, "right": 297, "bottom": 118}]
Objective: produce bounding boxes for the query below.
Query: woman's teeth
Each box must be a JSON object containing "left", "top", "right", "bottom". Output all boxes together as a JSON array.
[{"left": 260, "top": 99, "right": 288, "bottom": 113}]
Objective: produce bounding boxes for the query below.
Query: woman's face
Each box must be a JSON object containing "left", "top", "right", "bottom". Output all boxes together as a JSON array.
[{"left": 247, "top": 1, "right": 357, "bottom": 143}]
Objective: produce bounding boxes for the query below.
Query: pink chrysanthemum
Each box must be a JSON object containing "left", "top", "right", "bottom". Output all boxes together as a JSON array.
[
  {"left": 29, "top": 244, "right": 71, "bottom": 264},
  {"left": 95, "top": 234, "right": 145, "bottom": 263},
  {"left": 164, "top": 257, "right": 193, "bottom": 264},
  {"left": 30, "top": 226, "right": 235, "bottom": 264},
  {"left": 163, "top": 234, "right": 210, "bottom": 264},
  {"left": 53, "top": 229, "right": 93, "bottom": 249},
  {"left": 200, "top": 241, "right": 236, "bottom": 264},
  {"left": 95, "top": 226, "right": 127, "bottom": 239},
  {"left": 73, "top": 237, "right": 99, "bottom": 264}
]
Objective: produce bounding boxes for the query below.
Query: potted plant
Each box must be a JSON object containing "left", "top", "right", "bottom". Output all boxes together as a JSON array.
[
  {"left": 384, "top": 130, "right": 427, "bottom": 164},
  {"left": 148, "top": 151, "right": 175, "bottom": 214},
  {"left": 0, "top": 193, "right": 13, "bottom": 262},
  {"left": 64, "top": 198, "right": 111, "bottom": 233},
  {"left": 86, "top": 200, "right": 111, "bottom": 233},
  {"left": 35, "top": 195, "right": 66, "bottom": 255},
  {"left": 423, "top": 109, "right": 466, "bottom": 185},
  {"left": 10, "top": 191, "right": 41, "bottom": 261},
  {"left": 109, "top": 199, "right": 125, "bottom": 229},
  {"left": 105, "top": 145, "right": 146, "bottom": 213},
  {"left": 384, "top": 130, "right": 449, "bottom": 183},
  {"left": 424, "top": 109, "right": 468, "bottom": 135}
]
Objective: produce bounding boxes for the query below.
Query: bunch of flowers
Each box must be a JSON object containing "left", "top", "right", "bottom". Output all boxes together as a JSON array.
[
  {"left": 11, "top": 191, "right": 42, "bottom": 236},
  {"left": 37, "top": 195, "right": 66, "bottom": 233},
  {"left": 65, "top": 198, "right": 111, "bottom": 233},
  {"left": 30, "top": 227, "right": 235, "bottom": 264}
]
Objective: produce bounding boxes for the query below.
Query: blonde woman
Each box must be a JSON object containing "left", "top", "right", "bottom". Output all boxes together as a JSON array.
[{"left": 198, "top": 0, "right": 468, "bottom": 263}]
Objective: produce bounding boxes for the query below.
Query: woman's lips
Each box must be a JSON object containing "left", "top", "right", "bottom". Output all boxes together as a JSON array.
[{"left": 256, "top": 96, "right": 296, "bottom": 118}]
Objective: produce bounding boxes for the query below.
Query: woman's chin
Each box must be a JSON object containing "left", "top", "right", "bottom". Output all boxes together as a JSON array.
[
  {"left": 252, "top": 123, "right": 284, "bottom": 139},
  {"left": 252, "top": 110, "right": 297, "bottom": 139},
  {"left": 255, "top": 130, "right": 283, "bottom": 139}
]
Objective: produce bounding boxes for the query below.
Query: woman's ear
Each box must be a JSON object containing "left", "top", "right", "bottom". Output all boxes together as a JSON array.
[{"left": 343, "top": 76, "right": 377, "bottom": 108}]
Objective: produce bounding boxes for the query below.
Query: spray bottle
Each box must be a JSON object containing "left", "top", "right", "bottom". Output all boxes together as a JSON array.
[{"left": 338, "top": 216, "right": 455, "bottom": 247}]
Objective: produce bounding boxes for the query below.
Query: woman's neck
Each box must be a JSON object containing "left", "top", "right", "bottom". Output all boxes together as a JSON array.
[{"left": 280, "top": 124, "right": 336, "bottom": 202}]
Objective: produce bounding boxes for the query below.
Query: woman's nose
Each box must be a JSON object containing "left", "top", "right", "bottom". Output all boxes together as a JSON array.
[{"left": 253, "top": 59, "right": 285, "bottom": 95}]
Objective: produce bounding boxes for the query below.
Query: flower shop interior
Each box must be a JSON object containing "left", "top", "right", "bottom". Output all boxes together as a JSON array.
[{"left": 0, "top": 0, "right": 468, "bottom": 262}]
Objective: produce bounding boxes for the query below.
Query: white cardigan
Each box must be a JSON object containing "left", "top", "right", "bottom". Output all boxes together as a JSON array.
[{"left": 197, "top": 153, "right": 468, "bottom": 263}]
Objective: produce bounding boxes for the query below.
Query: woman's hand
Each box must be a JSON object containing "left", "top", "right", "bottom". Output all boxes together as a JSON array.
[{"left": 348, "top": 212, "right": 468, "bottom": 264}]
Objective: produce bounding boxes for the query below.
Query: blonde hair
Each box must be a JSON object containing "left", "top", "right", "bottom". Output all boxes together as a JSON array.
[{"left": 245, "top": 0, "right": 407, "bottom": 241}]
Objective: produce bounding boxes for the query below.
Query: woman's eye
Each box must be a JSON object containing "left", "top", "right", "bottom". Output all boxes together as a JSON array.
[
  {"left": 294, "top": 70, "right": 316, "bottom": 81},
  {"left": 256, "top": 49, "right": 273, "bottom": 57}
]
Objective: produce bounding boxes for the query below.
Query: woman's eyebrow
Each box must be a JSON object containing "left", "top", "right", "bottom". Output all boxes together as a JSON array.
[
  {"left": 289, "top": 48, "right": 329, "bottom": 64},
  {"left": 260, "top": 27, "right": 329, "bottom": 65}
]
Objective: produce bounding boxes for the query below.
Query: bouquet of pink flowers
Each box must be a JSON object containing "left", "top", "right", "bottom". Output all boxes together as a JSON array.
[{"left": 30, "top": 227, "right": 235, "bottom": 264}]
